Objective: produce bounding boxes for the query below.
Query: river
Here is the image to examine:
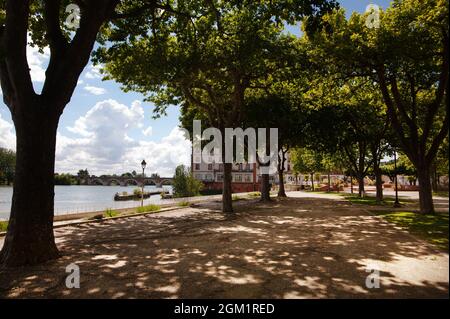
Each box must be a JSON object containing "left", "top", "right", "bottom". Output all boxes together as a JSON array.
[{"left": 0, "top": 185, "right": 173, "bottom": 220}]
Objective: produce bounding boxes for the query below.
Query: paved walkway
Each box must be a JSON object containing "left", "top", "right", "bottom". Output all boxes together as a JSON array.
[{"left": 0, "top": 192, "right": 448, "bottom": 298}]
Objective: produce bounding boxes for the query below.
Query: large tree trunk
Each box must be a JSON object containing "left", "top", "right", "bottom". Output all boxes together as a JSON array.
[
  {"left": 222, "top": 163, "right": 233, "bottom": 213},
  {"left": 277, "top": 170, "right": 286, "bottom": 197},
  {"left": 357, "top": 175, "right": 365, "bottom": 197},
  {"left": 260, "top": 173, "right": 271, "bottom": 202},
  {"left": 374, "top": 163, "right": 383, "bottom": 202},
  {"left": 0, "top": 107, "right": 61, "bottom": 266},
  {"left": 417, "top": 164, "right": 434, "bottom": 214}
]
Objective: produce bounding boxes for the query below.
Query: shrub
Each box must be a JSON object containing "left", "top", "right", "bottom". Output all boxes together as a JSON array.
[
  {"left": 172, "top": 165, "right": 203, "bottom": 198},
  {"left": 133, "top": 188, "right": 143, "bottom": 196},
  {"left": 0, "top": 220, "right": 8, "bottom": 232},
  {"left": 232, "top": 195, "right": 241, "bottom": 201},
  {"left": 136, "top": 204, "right": 161, "bottom": 214},
  {"left": 177, "top": 201, "right": 190, "bottom": 207},
  {"left": 247, "top": 192, "right": 261, "bottom": 198}
]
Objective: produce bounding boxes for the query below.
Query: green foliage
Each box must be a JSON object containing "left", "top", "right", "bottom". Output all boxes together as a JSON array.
[
  {"left": 0, "top": 220, "right": 8, "bottom": 232},
  {"left": 0, "top": 148, "right": 15, "bottom": 185},
  {"left": 133, "top": 188, "right": 143, "bottom": 196},
  {"left": 172, "top": 165, "right": 203, "bottom": 198},
  {"left": 177, "top": 201, "right": 190, "bottom": 207},
  {"left": 54, "top": 173, "right": 76, "bottom": 185},
  {"left": 136, "top": 204, "right": 161, "bottom": 214},
  {"left": 375, "top": 211, "right": 449, "bottom": 250},
  {"left": 104, "top": 208, "right": 119, "bottom": 218}
]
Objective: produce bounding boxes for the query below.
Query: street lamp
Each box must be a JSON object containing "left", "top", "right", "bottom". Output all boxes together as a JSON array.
[
  {"left": 393, "top": 150, "right": 401, "bottom": 208},
  {"left": 141, "top": 159, "right": 147, "bottom": 207}
]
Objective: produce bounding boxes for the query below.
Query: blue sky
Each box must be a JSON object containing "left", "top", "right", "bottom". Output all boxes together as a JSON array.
[{"left": 0, "top": 0, "right": 393, "bottom": 176}]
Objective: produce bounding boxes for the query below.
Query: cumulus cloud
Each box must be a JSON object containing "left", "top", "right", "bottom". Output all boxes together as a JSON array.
[
  {"left": 27, "top": 41, "right": 50, "bottom": 83},
  {"left": 142, "top": 126, "right": 153, "bottom": 137},
  {"left": 0, "top": 114, "right": 15, "bottom": 150},
  {"left": 84, "top": 64, "right": 103, "bottom": 79},
  {"left": 84, "top": 85, "right": 107, "bottom": 95},
  {"left": 58, "top": 99, "right": 191, "bottom": 176}
]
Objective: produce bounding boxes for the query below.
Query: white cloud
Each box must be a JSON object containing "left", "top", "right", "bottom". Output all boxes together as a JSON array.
[
  {"left": 142, "top": 126, "right": 153, "bottom": 137},
  {"left": 0, "top": 114, "right": 15, "bottom": 150},
  {"left": 84, "top": 85, "right": 107, "bottom": 95},
  {"left": 0, "top": 98, "right": 191, "bottom": 177},
  {"left": 84, "top": 64, "right": 103, "bottom": 79},
  {"left": 58, "top": 99, "right": 190, "bottom": 176},
  {"left": 27, "top": 39, "right": 50, "bottom": 83}
]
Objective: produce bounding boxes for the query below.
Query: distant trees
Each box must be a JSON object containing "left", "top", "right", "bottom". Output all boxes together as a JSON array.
[
  {"left": 54, "top": 174, "right": 76, "bottom": 186},
  {"left": 172, "top": 165, "right": 203, "bottom": 198},
  {"left": 0, "top": 148, "right": 15, "bottom": 185}
]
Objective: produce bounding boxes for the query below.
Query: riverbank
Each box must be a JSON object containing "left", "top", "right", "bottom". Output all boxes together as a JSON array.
[{"left": 0, "top": 191, "right": 263, "bottom": 237}]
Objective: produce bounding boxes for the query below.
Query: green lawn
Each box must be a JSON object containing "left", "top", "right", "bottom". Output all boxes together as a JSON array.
[
  {"left": 374, "top": 211, "right": 449, "bottom": 250},
  {"left": 433, "top": 191, "right": 449, "bottom": 198},
  {"left": 342, "top": 194, "right": 412, "bottom": 206}
]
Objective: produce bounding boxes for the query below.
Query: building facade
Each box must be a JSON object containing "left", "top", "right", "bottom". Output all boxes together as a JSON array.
[{"left": 192, "top": 152, "right": 296, "bottom": 193}]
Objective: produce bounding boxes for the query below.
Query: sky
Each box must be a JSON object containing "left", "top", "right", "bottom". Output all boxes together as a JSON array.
[{"left": 0, "top": 0, "right": 392, "bottom": 177}]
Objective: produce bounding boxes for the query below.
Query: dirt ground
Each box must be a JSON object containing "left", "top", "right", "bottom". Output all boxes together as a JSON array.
[{"left": 0, "top": 192, "right": 448, "bottom": 298}]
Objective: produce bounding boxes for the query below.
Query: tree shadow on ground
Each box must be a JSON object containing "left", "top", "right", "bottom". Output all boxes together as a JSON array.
[{"left": 0, "top": 197, "right": 448, "bottom": 298}]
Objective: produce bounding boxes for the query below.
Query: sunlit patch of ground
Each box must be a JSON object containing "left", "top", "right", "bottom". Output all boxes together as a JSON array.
[{"left": 0, "top": 192, "right": 448, "bottom": 298}]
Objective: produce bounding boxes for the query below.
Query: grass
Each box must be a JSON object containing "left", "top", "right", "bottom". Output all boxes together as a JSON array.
[
  {"left": 0, "top": 220, "right": 8, "bottom": 232},
  {"left": 104, "top": 208, "right": 120, "bottom": 218},
  {"left": 247, "top": 192, "right": 261, "bottom": 198},
  {"left": 136, "top": 204, "right": 161, "bottom": 214},
  {"left": 433, "top": 191, "right": 449, "bottom": 198},
  {"left": 342, "top": 194, "right": 412, "bottom": 206},
  {"left": 373, "top": 211, "right": 449, "bottom": 250},
  {"left": 232, "top": 195, "right": 242, "bottom": 201},
  {"left": 177, "top": 201, "right": 190, "bottom": 207}
]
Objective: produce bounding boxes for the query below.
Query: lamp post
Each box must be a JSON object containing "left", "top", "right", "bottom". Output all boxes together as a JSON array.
[
  {"left": 141, "top": 159, "right": 147, "bottom": 207},
  {"left": 393, "top": 150, "right": 401, "bottom": 208}
]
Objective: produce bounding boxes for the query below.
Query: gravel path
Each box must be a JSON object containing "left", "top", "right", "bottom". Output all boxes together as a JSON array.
[{"left": 0, "top": 192, "right": 448, "bottom": 298}]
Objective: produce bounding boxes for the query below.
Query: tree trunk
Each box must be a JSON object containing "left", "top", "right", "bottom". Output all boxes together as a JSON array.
[
  {"left": 310, "top": 173, "right": 314, "bottom": 191},
  {"left": 277, "top": 170, "right": 286, "bottom": 197},
  {"left": 431, "top": 162, "right": 438, "bottom": 192},
  {"left": 327, "top": 172, "right": 331, "bottom": 193},
  {"left": 357, "top": 176, "right": 365, "bottom": 197},
  {"left": 350, "top": 176, "right": 353, "bottom": 194},
  {"left": 417, "top": 164, "right": 434, "bottom": 214},
  {"left": 0, "top": 107, "right": 61, "bottom": 267},
  {"left": 222, "top": 163, "right": 233, "bottom": 213},
  {"left": 374, "top": 164, "right": 383, "bottom": 202},
  {"left": 260, "top": 173, "right": 271, "bottom": 202}
]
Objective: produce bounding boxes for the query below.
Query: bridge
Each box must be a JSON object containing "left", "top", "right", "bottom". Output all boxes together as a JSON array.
[{"left": 82, "top": 176, "right": 173, "bottom": 188}]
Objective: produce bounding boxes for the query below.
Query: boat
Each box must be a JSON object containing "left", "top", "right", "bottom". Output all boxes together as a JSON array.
[{"left": 114, "top": 190, "right": 169, "bottom": 201}]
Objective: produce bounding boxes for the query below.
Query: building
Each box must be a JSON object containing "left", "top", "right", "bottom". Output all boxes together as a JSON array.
[{"left": 192, "top": 151, "right": 296, "bottom": 193}]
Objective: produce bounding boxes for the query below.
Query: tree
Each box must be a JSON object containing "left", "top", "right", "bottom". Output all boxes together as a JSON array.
[
  {"left": 172, "top": 165, "right": 202, "bottom": 198},
  {"left": 308, "top": 0, "right": 449, "bottom": 212},
  {"left": 291, "top": 148, "right": 324, "bottom": 191},
  {"left": 96, "top": 0, "right": 337, "bottom": 212},
  {"left": 0, "top": 147, "right": 15, "bottom": 185},
  {"left": 0, "top": 0, "right": 190, "bottom": 266}
]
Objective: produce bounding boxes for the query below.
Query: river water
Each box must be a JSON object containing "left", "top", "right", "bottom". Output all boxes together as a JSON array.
[{"left": 0, "top": 185, "right": 173, "bottom": 220}]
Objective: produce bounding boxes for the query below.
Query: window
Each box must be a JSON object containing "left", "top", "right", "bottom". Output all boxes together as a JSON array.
[
  {"left": 195, "top": 164, "right": 200, "bottom": 170},
  {"left": 217, "top": 174, "right": 223, "bottom": 182},
  {"left": 219, "top": 164, "right": 224, "bottom": 171},
  {"left": 235, "top": 174, "right": 242, "bottom": 182},
  {"left": 245, "top": 175, "right": 251, "bottom": 182},
  {"left": 208, "top": 164, "right": 213, "bottom": 171}
]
